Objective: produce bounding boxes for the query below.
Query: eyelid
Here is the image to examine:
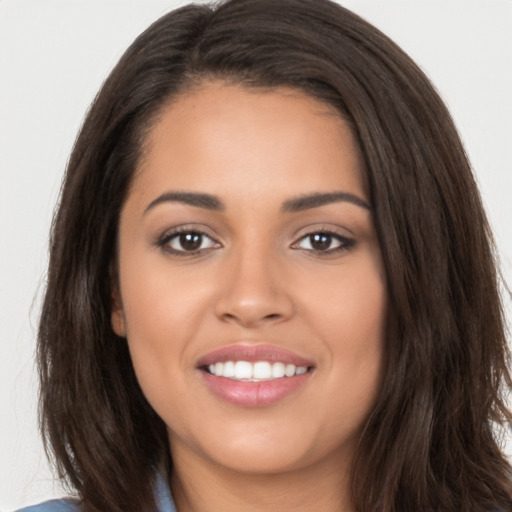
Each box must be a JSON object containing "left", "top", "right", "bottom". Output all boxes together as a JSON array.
[
  {"left": 155, "top": 223, "right": 207, "bottom": 239},
  {"left": 291, "top": 223, "right": 353, "bottom": 241}
]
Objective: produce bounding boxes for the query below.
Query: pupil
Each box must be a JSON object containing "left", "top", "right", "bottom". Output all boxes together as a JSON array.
[
  {"left": 180, "top": 232, "right": 202, "bottom": 251},
  {"left": 310, "top": 233, "right": 331, "bottom": 251}
]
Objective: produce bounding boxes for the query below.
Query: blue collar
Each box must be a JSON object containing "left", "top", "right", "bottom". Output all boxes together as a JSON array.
[
  {"left": 16, "top": 473, "right": 177, "bottom": 512},
  {"left": 153, "top": 472, "right": 177, "bottom": 512}
]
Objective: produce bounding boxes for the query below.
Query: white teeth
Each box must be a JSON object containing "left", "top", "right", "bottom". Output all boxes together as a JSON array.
[
  {"left": 285, "top": 364, "right": 296, "bottom": 377},
  {"left": 272, "top": 362, "right": 286, "bottom": 378},
  {"left": 253, "top": 361, "right": 272, "bottom": 379},
  {"left": 234, "top": 361, "right": 253, "bottom": 379},
  {"left": 223, "top": 361, "right": 235, "bottom": 377},
  {"left": 206, "top": 360, "right": 310, "bottom": 380}
]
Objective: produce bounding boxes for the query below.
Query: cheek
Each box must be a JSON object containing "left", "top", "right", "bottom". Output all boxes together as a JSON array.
[
  {"left": 300, "top": 254, "right": 387, "bottom": 350},
  {"left": 297, "top": 254, "right": 387, "bottom": 406},
  {"left": 120, "top": 252, "right": 209, "bottom": 337},
  {"left": 117, "top": 257, "right": 205, "bottom": 398},
  {"left": 332, "top": 273, "right": 386, "bottom": 358}
]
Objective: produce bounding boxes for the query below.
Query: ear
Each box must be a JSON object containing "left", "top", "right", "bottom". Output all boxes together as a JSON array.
[{"left": 111, "top": 287, "right": 127, "bottom": 337}]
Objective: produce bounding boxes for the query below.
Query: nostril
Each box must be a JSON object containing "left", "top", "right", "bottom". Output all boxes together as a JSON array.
[{"left": 215, "top": 289, "right": 295, "bottom": 327}]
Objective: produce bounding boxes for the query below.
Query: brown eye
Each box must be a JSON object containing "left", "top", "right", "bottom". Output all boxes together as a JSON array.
[
  {"left": 161, "top": 230, "right": 219, "bottom": 254},
  {"left": 309, "top": 233, "right": 332, "bottom": 251},
  {"left": 294, "top": 231, "right": 355, "bottom": 254},
  {"left": 300, "top": 233, "right": 340, "bottom": 251},
  {"left": 179, "top": 232, "right": 203, "bottom": 251}
]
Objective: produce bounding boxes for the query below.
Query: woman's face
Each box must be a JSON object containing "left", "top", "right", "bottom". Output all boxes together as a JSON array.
[{"left": 112, "top": 83, "right": 387, "bottom": 476}]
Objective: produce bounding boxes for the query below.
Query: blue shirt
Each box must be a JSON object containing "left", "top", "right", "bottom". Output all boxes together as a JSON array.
[
  {"left": 15, "top": 473, "right": 177, "bottom": 512},
  {"left": 15, "top": 477, "right": 507, "bottom": 512}
]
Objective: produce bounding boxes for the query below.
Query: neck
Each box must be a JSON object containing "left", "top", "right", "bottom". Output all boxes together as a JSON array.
[{"left": 169, "top": 445, "right": 354, "bottom": 512}]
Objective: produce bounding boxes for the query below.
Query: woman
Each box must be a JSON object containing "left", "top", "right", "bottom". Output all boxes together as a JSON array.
[{"left": 16, "top": 0, "right": 512, "bottom": 510}]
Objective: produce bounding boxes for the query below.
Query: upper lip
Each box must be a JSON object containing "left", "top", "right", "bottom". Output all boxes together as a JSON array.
[{"left": 196, "top": 343, "right": 315, "bottom": 368}]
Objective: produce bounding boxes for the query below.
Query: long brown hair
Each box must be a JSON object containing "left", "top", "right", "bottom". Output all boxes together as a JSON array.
[{"left": 38, "top": 0, "right": 512, "bottom": 510}]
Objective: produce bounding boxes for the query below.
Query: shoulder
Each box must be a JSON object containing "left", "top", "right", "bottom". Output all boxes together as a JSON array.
[
  {"left": 15, "top": 472, "right": 175, "bottom": 512},
  {"left": 15, "top": 499, "right": 81, "bottom": 512}
]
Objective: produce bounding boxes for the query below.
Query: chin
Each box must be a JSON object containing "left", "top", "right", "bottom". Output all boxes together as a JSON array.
[{"left": 167, "top": 413, "right": 355, "bottom": 477}]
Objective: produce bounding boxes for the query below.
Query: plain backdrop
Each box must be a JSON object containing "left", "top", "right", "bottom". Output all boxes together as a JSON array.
[{"left": 1, "top": 0, "right": 511, "bottom": 509}]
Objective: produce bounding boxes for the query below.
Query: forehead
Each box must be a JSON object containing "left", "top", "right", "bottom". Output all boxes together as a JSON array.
[{"left": 131, "top": 82, "right": 367, "bottom": 206}]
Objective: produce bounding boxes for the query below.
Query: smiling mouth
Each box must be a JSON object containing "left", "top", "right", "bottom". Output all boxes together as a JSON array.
[
  {"left": 196, "top": 344, "right": 316, "bottom": 406},
  {"left": 202, "top": 360, "right": 312, "bottom": 382}
]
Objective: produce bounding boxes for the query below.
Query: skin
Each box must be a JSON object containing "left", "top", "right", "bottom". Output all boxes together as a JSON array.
[{"left": 112, "top": 82, "right": 387, "bottom": 512}]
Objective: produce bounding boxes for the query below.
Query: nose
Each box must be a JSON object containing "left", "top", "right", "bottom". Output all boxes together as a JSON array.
[{"left": 214, "top": 247, "right": 295, "bottom": 328}]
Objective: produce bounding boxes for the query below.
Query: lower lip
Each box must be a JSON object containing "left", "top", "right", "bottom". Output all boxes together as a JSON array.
[{"left": 200, "top": 370, "right": 312, "bottom": 407}]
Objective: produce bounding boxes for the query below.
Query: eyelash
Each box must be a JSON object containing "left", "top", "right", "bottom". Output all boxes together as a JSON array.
[{"left": 156, "top": 227, "right": 356, "bottom": 257}]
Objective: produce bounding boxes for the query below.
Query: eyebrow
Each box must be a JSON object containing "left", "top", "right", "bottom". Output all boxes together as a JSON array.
[
  {"left": 281, "top": 192, "right": 371, "bottom": 213},
  {"left": 144, "top": 190, "right": 371, "bottom": 215},
  {"left": 144, "top": 191, "right": 225, "bottom": 214}
]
